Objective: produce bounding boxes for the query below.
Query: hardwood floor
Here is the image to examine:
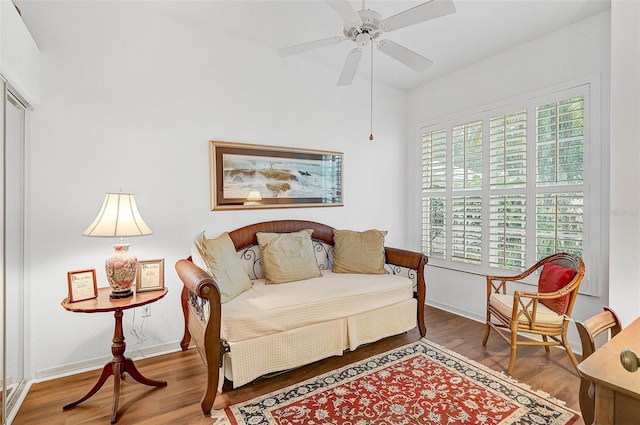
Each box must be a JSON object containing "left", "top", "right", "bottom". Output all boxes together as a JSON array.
[{"left": 13, "top": 306, "right": 584, "bottom": 424}]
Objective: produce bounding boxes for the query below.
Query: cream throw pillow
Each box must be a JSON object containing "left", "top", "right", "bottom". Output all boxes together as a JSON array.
[
  {"left": 193, "top": 232, "right": 252, "bottom": 303},
  {"left": 332, "top": 229, "right": 388, "bottom": 274},
  {"left": 256, "top": 229, "right": 322, "bottom": 284}
]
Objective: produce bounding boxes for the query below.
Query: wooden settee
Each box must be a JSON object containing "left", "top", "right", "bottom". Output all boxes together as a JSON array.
[{"left": 175, "top": 220, "right": 428, "bottom": 415}]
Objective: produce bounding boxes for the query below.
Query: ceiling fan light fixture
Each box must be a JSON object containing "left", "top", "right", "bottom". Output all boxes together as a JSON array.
[{"left": 355, "top": 32, "right": 370, "bottom": 48}]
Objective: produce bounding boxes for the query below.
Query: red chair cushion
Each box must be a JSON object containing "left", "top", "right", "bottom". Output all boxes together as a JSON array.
[{"left": 538, "top": 262, "right": 576, "bottom": 314}]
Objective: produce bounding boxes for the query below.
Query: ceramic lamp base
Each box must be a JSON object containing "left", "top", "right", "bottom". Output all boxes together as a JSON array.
[{"left": 105, "top": 243, "right": 138, "bottom": 298}]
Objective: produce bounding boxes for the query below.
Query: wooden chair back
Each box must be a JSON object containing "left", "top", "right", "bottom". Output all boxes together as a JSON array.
[{"left": 576, "top": 307, "right": 622, "bottom": 425}]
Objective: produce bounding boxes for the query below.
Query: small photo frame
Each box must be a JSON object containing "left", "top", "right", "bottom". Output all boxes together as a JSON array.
[
  {"left": 67, "top": 269, "right": 98, "bottom": 302},
  {"left": 136, "top": 259, "right": 165, "bottom": 292}
]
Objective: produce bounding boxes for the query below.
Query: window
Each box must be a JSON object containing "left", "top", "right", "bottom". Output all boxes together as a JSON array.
[{"left": 420, "top": 84, "right": 593, "bottom": 291}]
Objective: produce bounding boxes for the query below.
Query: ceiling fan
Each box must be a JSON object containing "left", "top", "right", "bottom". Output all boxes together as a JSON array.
[{"left": 277, "top": 0, "right": 456, "bottom": 86}]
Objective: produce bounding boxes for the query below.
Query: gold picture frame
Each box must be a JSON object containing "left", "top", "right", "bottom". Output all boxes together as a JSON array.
[
  {"left": 210, "top": 141, "right": 343, "bottom": 210},
  {"left": 136, "top": 259, "right": 165, "bottom": 292},
  {"left": 67, "top": 269, "right": 98, "bottom": 302}
]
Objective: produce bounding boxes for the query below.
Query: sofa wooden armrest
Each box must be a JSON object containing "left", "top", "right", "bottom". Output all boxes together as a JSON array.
[
  {"left": 176, "top": 259, "right": 222, "bottom": 414},
  {"left": 385, "top": 247, "right": 428, "bottom": 336}
]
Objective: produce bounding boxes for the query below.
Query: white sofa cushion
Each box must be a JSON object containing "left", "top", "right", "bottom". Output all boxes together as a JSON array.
[
  {"left": 489, "top": 293, "right": 564, "bottom": 325},
  {"left": 220, "top": 270, "right": 414, "bottom": 341},
  {"left": 332, "top": 229, "right": 388, "bottom": 274},
  {"left": 192, "top": 231, "right": 252, "bottom": 303},
  {"left": 256, "top": 229, "right": 322, "bottom": 283}
]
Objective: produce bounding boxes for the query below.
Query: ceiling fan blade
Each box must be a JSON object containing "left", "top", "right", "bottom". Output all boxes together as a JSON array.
[
  {"left": 325, "top": 0, "right": 361, "bottom": 26},
  {"left": 377, "top": 40, "right": 433, "bottom": 72},
  {"left": 383, "top": 0, "right": 456, "bottom": 32},
  {"left": 337, "top": 48, "right": 363, "bottom": 86},
  {"left": 277, "top": 36, "right": 345, "bottom": 57}
]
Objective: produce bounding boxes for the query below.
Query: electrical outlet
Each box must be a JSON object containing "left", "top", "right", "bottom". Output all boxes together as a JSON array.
[{"left": 141, "top": 305, "right": 151, "bottom": 317}]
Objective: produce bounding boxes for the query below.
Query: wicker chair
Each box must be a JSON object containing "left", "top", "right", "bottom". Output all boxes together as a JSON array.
[
  {"left": 576, "top": 307, "right": 622, "bottom": 425},
  {"left": 482, "top": 253, "right": 585, "bottom": 375}
]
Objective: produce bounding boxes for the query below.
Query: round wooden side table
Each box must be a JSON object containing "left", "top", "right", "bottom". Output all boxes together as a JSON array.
[{"left": 61, "top": 287, "right": 168, "bottom": 423}]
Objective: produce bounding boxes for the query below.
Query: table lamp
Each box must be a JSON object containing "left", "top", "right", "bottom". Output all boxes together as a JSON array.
[
  {"left": 244, "top": 190, "right": 262, "bottom": 206},
  {"left": 83, "top": 192, "right": 152, "bottom": 299}
]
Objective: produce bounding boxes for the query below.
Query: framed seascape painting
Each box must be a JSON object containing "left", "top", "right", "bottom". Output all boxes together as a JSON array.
[{"left": 210, "top": 141, "right": 343, "bottom": 210}]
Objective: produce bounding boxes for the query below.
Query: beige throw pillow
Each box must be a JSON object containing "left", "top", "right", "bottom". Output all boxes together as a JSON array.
[
  {"left": 193, "top": 232, "right": 252, "bottom": 303},
  {"left": 256, "top": 229, "right": 322, "bottom": 284},
  {"left": 332, "top": 229, "right": 388, "bottom": 274}
]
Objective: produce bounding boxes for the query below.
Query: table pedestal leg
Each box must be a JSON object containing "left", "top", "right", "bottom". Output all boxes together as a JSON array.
[
  {"left": 63, "top": 308, "right": 167, "bottom": 424},
  {"left": 122, "top": 357, "right": 166, "bottom": 387},
  {"left": 62, "top": 362, "right": 114, "bottom": 410}
]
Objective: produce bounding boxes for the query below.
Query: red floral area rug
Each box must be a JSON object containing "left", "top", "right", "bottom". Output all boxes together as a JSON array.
[{"left": 214, "top": 339, "right": 580, "bottom": 425}]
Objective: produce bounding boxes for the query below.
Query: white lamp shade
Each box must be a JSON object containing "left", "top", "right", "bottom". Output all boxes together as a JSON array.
[
  {"left": 246, "top": 191, "right": 262, "bottom": 202},
  {"left": 83, "top": 193, "right": 152, "bottom": 237}
]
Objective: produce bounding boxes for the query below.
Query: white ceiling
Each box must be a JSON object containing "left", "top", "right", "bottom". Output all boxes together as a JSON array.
[{"left": 15, "top": 0, "right": 610, "bottom": 91}]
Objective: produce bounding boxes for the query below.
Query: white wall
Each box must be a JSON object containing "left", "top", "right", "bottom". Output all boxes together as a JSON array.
[
  {"left": 406, "top": 11, "right": 612, "bottom": 350},
  {"left": 609, "top": 0, "right": 640, "bottom": 327},
  {"left": 0, "top": 0, "right": 40, "bottom": 105},
  {"left": 26, "top": 1, "right": 408, "bottom": 379}
]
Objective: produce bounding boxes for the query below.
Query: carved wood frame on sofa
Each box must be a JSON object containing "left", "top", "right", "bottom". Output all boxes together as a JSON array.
[{"left": 175, "top": 220, "right": 428, "bottom": 415}]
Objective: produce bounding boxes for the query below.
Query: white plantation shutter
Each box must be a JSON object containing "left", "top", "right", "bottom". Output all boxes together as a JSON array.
[
  {"left": 488, "top": 111, "right": 527, "bottom": 269},
  {"left": 420, "top": 83, "right": 594, "bottom": 293},
  {"left": 451, "top": 196, "right": 482, "bottom": 264},
  {"left": 536, "top": 192, "right": 584, "bottom": 259},
  {"left": 422, "top": 197, "right": 446, "bottom": 259},
  {"left": 489, "top": 195, "right": 527, "bottom": 270},
  {"left": 421, "top": 129, "right": 447, "bottom": 260},
  {"left": 536, "top": 97, "right": 584, "bottom": 186},
  {"left": 490, "top": 111, "right": 527, "bottom": 188},
  {"left": 535, "top": 96, "right": 584, "bottom": 262},
  {"left": 422, "top": 130, "right": 447, "bottom": 191},
  {"left": 452, "top": 121, "right": 482, "bottom": 190}
]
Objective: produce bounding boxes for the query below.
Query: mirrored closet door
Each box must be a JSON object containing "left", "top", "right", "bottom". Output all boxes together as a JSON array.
[{"left": 1, "top": 78, "right": 27, "bottom": 424}]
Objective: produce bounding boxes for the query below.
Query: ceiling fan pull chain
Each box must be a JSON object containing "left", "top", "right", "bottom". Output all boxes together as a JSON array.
[{"left": 369, "top": 41, "right": 374, "bottom": 141}]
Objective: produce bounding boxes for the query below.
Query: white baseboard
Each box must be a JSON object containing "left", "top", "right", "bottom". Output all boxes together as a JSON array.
[
  {"left": 33, "top": 340, "right": 182, "bottom": 382},
  {"left": 426, "top": 300, "right": 485, "bottom": 323}
]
